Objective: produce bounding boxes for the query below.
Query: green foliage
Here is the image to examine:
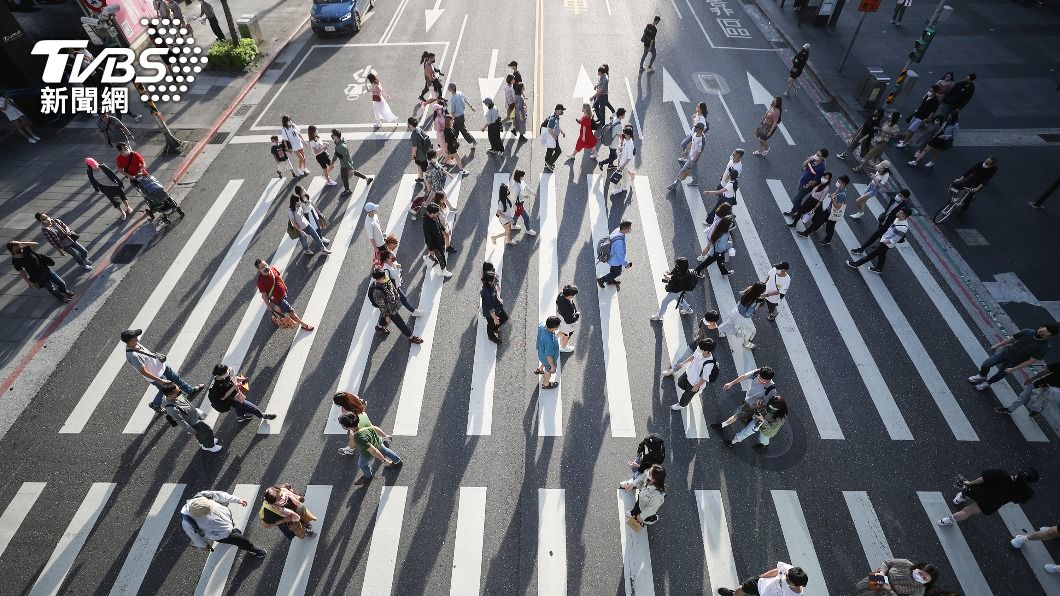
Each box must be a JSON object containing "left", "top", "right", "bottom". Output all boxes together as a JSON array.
[{"left": 205, "top": 38, "right": 258, "bottom": 70}]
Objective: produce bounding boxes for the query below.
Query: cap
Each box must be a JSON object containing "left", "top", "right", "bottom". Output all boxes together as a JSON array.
[
  {"left": 507, "top": 61, "right": 518, "bottom": 67},
  {"left": 554, "top": 104, "right": 566, "bottom": 111},
  {"left": 694, "top": 122, "right": 706, "bottom": 130},
  {"left": 188, "top": 497, "right": 214, "bottom": 518},
  {"left": 120, "top": 328, "right": 142, "bottom": 343},
  {"left": 85, "top": 157, "right": 98, "bottom": 168},
  {"left": 447, "top": 82, "right": 457, "bottom": 91},
  {"left": 482, "top": 97, "right": 494, "bottom": 106},
  {"left": 364, "top": 202, "right": 379, "bottom": 213}
]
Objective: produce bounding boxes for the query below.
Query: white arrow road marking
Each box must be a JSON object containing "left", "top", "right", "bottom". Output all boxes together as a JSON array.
[
  {"left": 662, "top": 68, "right": 690, "bottom": 135},
  {"left": 573, "top": 64, "right": 595, "bottom": 106},
  {"left": 746, "top": 71, "right": 794, "bottom": 145},
  {"left": 425, "top": 0, "right": 444, "bottom": 32},
  {"left": 478, "top": 49, "right": 503, "bottom": 103}
]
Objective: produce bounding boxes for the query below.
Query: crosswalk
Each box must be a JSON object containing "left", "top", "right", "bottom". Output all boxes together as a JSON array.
[{"left": 4, "top": 480, "right": 1057, "bottom": 595}]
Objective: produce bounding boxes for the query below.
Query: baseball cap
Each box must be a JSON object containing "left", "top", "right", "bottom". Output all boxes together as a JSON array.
[
  {"left": 554, "top": 104, "right": 566, "bottom": 111},
  {"left": 188, "top": 497, "right": 214, "bottom": 518},
  {"left": 694, "top": 122, "right": 706, "bottom": 130},
  {"left": 120, "top": 328, "right": 142, "bottom": 343},
  {"left": 364, "top": 202, "right": 379, "bottom": 213},
  {"left": 508, "top": 61, "right": 518, "bottom": 67}
]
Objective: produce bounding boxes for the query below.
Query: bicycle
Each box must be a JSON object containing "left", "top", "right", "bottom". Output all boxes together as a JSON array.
[{"left": 932, "top": 186, "right": 976, "bottom": 224}]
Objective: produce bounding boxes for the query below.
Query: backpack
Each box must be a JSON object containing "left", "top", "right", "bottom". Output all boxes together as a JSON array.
[
  {"left": 599, "top": 120, "right": 619, "bottom": 146},
  {"left": 682, "top": 273, "right": 699, "bottom": 292},
  {"left": 641, "top": 434, "right": 665, "bottom": 462},
  {"left": 596, "top": 236, "right": 612, "bottom": 262},
  {"left": 414, "top": 128, "right": 432, "bottom": 156},
  {"left": 705, "top": 358, "right": 720, "bottom": 383}
]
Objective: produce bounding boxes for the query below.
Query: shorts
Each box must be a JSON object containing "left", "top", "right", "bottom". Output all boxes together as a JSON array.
[
  {"left": 678, "top": 161, "right": 696, "bottom": 177},
  {"left": 733, "top": 403, "right": 757, "bottom": 425},
  {"left": 739, "top": 577, "right": 763, "bottom": 595},
  {"left": 559, "top": 320, "right": 575, "bottom": 336},
  {"left": 274, "top": 298, "right": 294, "bottom": 315},
  {"left": 907, "top": 117, "right": 925, "bottom": 132},
  {"left": 497, "top": 212, "right": 514, "bottom": 225},
  {"left": 863, "top": 184, "right": 881, "bottom": 198},
  {"left": 415, "top": 159, "right": 428, "bottom": 172},
  {"left": 315, "top": 152, "right": 331, "bottom": 168}
]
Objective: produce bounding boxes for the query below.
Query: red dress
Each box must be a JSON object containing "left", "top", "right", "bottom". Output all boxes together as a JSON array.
[{"left": 574, "top": 116, "right": 598, "bottom": 152}]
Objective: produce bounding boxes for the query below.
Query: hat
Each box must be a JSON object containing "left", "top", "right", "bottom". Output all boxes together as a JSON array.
[
  {"left": 364, "top": 202, "right": 379, "bottom": 213},
  {"left": 554, "top": 104, "right": 566, "bottom": 112},
  {"left": 694, "top": 122, "right": 706, "bottom": 131},
  {"left": 482, "top": 97, "right": 494, "bottom": 107},
  {"left": 120, "top": 328, "right": 142, "bottom": 343},
  {"left": 85, "top": 157, "right": 98, "bottom": 168},
  {"left": 507, "top": 61, "right": 518, "bottom": 67},
  {"left": 188, "top": 497, "right": 214, "bottom": 518},
  {"left": 447, "top": 82, "right": 457, "bottom": 91}
]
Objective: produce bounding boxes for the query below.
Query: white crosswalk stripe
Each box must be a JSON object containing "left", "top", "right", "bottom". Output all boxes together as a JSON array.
[
  {"left": 587, "top": 174, "right": 637, "bottom": 438},
  {"left": 764, "top": 179, "right": 914, "bottom": 440},
  {"left": 771, "top": 489, "right": 831, "bottom": 596},
  {"left": 29, "top": 482, "right": 116, "bottom": 596},
  {"left": 360, "top": 485, "right": 408, "bottom": 596},
  {"left": 842, "top": 490, "right": 894, "bottom": 569},
  {"left": 0, "top": 482, "right": 46, "bottom": 559},
  {"left": 918, "top": 490, "right": 993, "bottom": 595},
  {"left": 537, "top": 488, "right": 567, "bottom": 595},
  {"left": 59, "top": 181, "right": 243, "bottom": 434},
  {"left": 109, "top": 483, "right": 186, "bottom": 596},
  {"left": 124, "top": 179, "right": 286, "bottom": 434},
  {"left": 695, "top": 489, "right": 740, "bottom": 595},
  {"left": 467, "top": 174, "right": 510, "bottom": 436},
  {"left": 536, "top": 174, "right": 564, "bottom": 436},
  {"left": 276, "top": 485, "right": 332, "bottom": 596},
  {"left": 450, "top": 486, "right": 488, "bottom": 595},
  {"left": 259, "top": 178, "right": 370, "bottom": 433},
  {"left": 392, "top": 175, "right": 465, "bottom": 435},
  {"left": 616, "top": 489, "right": 656, "bottom": 596},
  {"left": 193, "top": 484, "right": 261, "bottom": 596},
  {"left": 997, "top": 503, "right": 1060, "bottom": 593}
]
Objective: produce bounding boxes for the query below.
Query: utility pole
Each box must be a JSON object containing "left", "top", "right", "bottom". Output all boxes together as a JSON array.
[
  {"left": 884, "top": 0, "right": 948, "bottom": 104},
  {"left": 219, "top": 0, "right": 240, "bottom": 43}
]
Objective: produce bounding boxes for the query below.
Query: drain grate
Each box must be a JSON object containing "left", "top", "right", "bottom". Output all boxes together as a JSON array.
[
  {"left": 818, "top": 100, "right": 840, "bottom": 113},
  {"left": 111, "top": 243, "right": 143, "bottom": 265},
  {"left": 208, "top": 131, "right": 231, "bottom": 145},
  {"left": 234, "top": 104, "right": 253, "bottom": 116},
  {"left": 771, "top": 40, "right": 789, "bottom": 49},
  {"left": 1040, "top": 133, "right": 1060, "bottom": 143}
]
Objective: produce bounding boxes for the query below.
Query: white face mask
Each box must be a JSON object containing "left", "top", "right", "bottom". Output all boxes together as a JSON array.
[
  {"left": 982, "top": 161, "right": 991, "bottom": 168},
  {"left": 911, "top": 570, "right": 930, "bottom": 585}
]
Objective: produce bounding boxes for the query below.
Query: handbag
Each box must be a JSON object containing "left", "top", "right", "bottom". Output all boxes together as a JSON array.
[
  {"left": 625, "top": 515, "right": 643, "bottom": 533},
  {"left": 609, "top": 171, "right": 623, "bottom": 185},
  {"left": 315, "top": 210, "right": 329, "bottom": 229},
  {"left": 286, "top": 222, "right": 301, "bottom": 239}
]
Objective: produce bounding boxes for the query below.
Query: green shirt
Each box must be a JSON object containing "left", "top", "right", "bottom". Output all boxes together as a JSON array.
[
  {"left": 332, "top": 139, "right": 353, "bottom": 169},
  {"left": 353, "top": 414, "right": 380, "bottom": 456}
]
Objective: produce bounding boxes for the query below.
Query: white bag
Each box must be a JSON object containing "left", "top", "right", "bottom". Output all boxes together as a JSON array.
[{"left": 727, "top": 247, "right": 736, "bottom": 258}]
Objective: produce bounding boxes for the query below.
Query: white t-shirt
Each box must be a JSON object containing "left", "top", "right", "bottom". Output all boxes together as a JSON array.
[
  {"left": 609, "top": 120, "right": 624, "bottom": 149},
  {"left": 687, "top": 135, "right": 704, "bottom": 161},
  {"left": 764, "top": 268, "right": 790, "bottom": 304},
  {"left": 383, "top": 262, "right": 403, "bottom": 287},
  {"left": 757, "top": 562, "right": 802, "bottom": 596},
  {"left": 298, "top": 194, "right": 315, "bottom": 216},
  {"left": 724, "top": 158, "right": 744, "bottom": 180},
  {"left": 308, "top": 138, "right": 327, "bottom": 156},
  {"left": 364, "top": 214, "right": 384, "bottom": 247},
  {"left": 718, "top": 180, "right": 736, "bottom": 199},
  {"left": 685, "top": 352, "right": 715, "bottom": 385},
  {"left": 288, "top": 208, "right": 309, "bottom": 229},
  {"left": 618, "top": 137, "right": 635, "bottom": 166},
  {"left": 280, "top": 124, "right": 303, "bottom": 151}
]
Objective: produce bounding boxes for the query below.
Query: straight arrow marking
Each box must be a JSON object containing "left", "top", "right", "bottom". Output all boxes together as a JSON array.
[
  {"left": 425, "top": 0, "right": 444, "bottom": 32},
  {"left": 478, "top": 48, "right": 503, "bottom": 102},
  {"left": 662, "top": 68, "right": 690, "bottom": 135},
  {"left": 746, "top": 71, "right": 794, "bottom": 145}
]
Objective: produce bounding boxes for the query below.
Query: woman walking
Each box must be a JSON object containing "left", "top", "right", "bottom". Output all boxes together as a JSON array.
[
  {"left": 785, "top": 172, "right": 831, "bottom": 229},
  {"left": 380, "top": 249, "right": 422, "bottom": 316},
  {"left": 934, "top": 71, "right": 955, "bottom": 98},
  {"left": 9, "top": 241, "right": 74, "bottom": 302},
  {"left": 280, "top": 115, "right": 309, "bottom": 177},
  {"left": 481, "top": 98, "right": 504, "bottom": 154},
  {"left": 306, "top": 126, "right": 336, "bottom": 185},
  {"left": 418, "top": 51, "right": 444, "bottom": 100},
  {"left": 432, "top": 190, "right": 459, "bottom": 253},
  {"left": 623, "top": 464, "right": 666, "bottom": 528},
  {"left": 719, "top": 282, "right": 766, "bottom": 349},
  {"left": 422, "top": 97, "right": 448, "bottom": 152},
  {"left": 938, "top": 468, "right": 1039, "bottom": 527},
  {"left": 288, "top": 189, "right": 331, "bottom": 256},
  {"left": 651, "top": 257, "right": 696, "bottom": 320},
  {"left": 85, "top": 157, "right": 134, "bottom": 220},
  {"left": 853, "top": 111, "right": 900, "bottom": 172},
  {"left": 510, "top": 169, "right": 538, "bottom": 235},
  {"left": 729, "top": 394, "right": 787, "bottom": 449},
  {"left": 512, "top": 82, "right": 528, "bottom": 142},
  {"left": 855, "top": 560, "right": 937, "bottom": 596},
  {"left": 702, "top": 169, "right": 739, "bottom": 227},
  {"left": 259, "top": 484, "right": 318, "bottom": 539},
  {"left": 850, "top": 161, "right": 892, "bottom": 218},
  {"left": 442, "top": 114, "right": 470, "bottom": 176},
  {"left": 784, "top": 44, "right": 809, "bottom": 97},
  {"left": 556, "top": 284, "right": 579, "bottom": 353},
  {"left": 491, "top": 183, "right": 517, "bottom": 245},
  {"left": 799, "top": 175, "right": 850, "bottom": 245},
  {"left": 753, "top": 96, "right": 782, "bottom": 156},
  {"left": 337, "top": 410, "right": 403, "bottom": 485},
  {"left": 0, "top": 95, "right": 41, "bottom": 143},
  {"left": 909, "top": 111, "right": 959, "bottom": 168},
  {"left": 366, "top": 72, "right": 398, "bottom": 128},
  {"left": 206, "top": 364, "right": 277, "bottom": 422},
  {"left": 35, "top": 212, "right": 93, "bottom": 271},
  {"left": 481, "top": 267, "right": 507, "bottom": 344},
  {"left": 695, "top": 204, "right": 735, "bottom": 278},
  {"left": 679, "top": 102, "right": 709, "bottom": 162},
  {"left": 570, "top": 103, "right": 598, "bottom": 160},
  {"left": 294, "top": 184, "right": 330, "bottom": 246}
]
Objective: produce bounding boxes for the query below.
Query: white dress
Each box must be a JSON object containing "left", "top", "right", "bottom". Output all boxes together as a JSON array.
[
  {"left": 1, "top": 98, "right": 24, "bottom": 121},
  {"left": 369, "top": 84, "right": 398, "bottom": 124},
  {"left": 280, "top": 124, "right": 303, "bottom": 152}
]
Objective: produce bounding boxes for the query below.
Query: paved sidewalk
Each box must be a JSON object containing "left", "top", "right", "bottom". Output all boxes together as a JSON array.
[{"left": 0, "top": 0, "right": 308, "bottom": 384}]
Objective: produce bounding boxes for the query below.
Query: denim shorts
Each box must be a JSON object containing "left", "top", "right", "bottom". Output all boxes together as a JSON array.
[{"left": 276, "top": 298, "right": 294, "bottom": 314}]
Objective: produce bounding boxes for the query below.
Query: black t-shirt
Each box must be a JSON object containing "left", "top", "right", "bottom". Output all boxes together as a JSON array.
[
  {"left": 12, "top": 248, "right": 53, "bottom": 280},
  {"left": 641, "top": 23, "right": 658, "bottom": 46},
  {"left": 270, "top": 143, "right": 289, "bottom": 162}
]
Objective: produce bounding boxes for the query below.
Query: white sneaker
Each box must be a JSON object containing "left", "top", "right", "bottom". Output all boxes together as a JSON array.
[
  {"left": 27, "top": 138, "right": 37, "bottom": 144},
  {"left": 511, "top": 224, "right": 522, "bottom": 230},
  {"left": 423, "top": 255, "right": 434, "bottom": 265},
  {"left": 974, "top": 382, "right": 990, "bottom": 391},
  {"left": 526, "top": 229, "right": 537, "bottom": 236},
  {"left": 1046, "top": 564, "right": 1060, "bottom": 574},
  {"left": 202, "top": 443, "right": 223, "bottom": 452},
  {"left": 849, "top": 211, "right": 864, "bottom": 219},
  {"left": 924, "top": 162, "right": 935, "bottom": 168},
  {"left": 743, "top": 341, "right": 756, "bottom": 349},
  {"left": 338, "top": 446, "right": 356, "bottom": 456},
  {"left": 321, "top": 237, "right": 332, "bottom": 244},
  {"left": 442, "top": 269, "right": 453, "bottom": 278},
  {"left": 952, "top": 492, "right": 967, "bottom": 505},
  {"left": 31, "top": 134, "right": 42, "bottom": 141},
  {"left": 670, "top": 403, "right": 683, "bottom": 411},
  {"left": 967, "top": 374, "right": 985, "bottom": 383},
  {"left": 650, "top": 315, "right": 663, "bottom": 321},
  {"left": 717, "top": 332, "right": 727, "bottom": 338},
  {"left": 1011, "top": 534, "right": 1028, "bottom": 549},
  {"left": 411, "top": 309, "right": 424, "bottom": 317},
  {"left": 559, "top": 346, "right": 574, "bottom": 353},
  {"left": 938, "top": 516, "right": 954, "bottom": 526},
  {"left": 907, "top": 160, "right": 918, "bottom": 166},
  {"left": 679, "top": 308, "right": 694, "bottom": 315},
  {"left": 321, "top": 248, "right": 332, "bottom": 255},
  {"left": 662, "top": 367, "right": 676, "bottom": 377},
  {"left": 697, "top": 254, "right": 707, "bottom": 262},
  {"left": 326, "top": 180, "right": 338, "bottom": 186}
]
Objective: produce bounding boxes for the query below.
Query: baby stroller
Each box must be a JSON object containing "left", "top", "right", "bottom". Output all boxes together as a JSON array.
[{"left": 131, "top": 174, "right": 184, "bottom": 224}]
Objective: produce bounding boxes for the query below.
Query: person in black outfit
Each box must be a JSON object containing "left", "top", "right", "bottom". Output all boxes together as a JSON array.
[
  {"left": 422, "top": 204, "right": 452, "bottom": 278},
  {"left": 850, "top": 189, "right": 911, "bottom": 253},
  {"left": 9, "top": 240, "right": 73, "bottom": 302},
  {"left": 784, "top": 44, "right": 809, "bottom": 97},
  {"left": 896, "top": 86, "right": 941, "bottom": 147},
  {"left": 941, "top": 73, "right": 976, "bottom": 115},
  {"left": 480, "top": 266, "right": 507, "bottom": 344},
  {"left": 938, "top": 468, "right": 1038, "bottom": 526},
  {"left": 800, "top": 175, "right": 850, "bottom": 245},
  {"left": 619, "top": 434, "right": 665, "bottom": 488},
  {"left": 556, "top": 284, "right": 580, "bottom": 353},
  {"left": 949, "top": 157, "right": 997, "bottom": 211},
  {"left": 639, "top": 16, "right": 661, "bottom": 72},
  {"left": 837, "top": 108, "right": 883, "bottom": 161}
]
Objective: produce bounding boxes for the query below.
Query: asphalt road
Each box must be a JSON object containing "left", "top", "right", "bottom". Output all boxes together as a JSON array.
[{"left": 1, "top": 1, "right": 1057, "bottom": 595}]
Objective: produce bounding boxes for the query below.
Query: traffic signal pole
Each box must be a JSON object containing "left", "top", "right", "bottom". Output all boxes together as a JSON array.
[{"left": 885, "top": 0, "right": 949, "bottom": 104}]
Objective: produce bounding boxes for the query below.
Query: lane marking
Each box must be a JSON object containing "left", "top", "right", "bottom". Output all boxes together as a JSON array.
[
  {"left": 450, "top": 487, "right": 487, "bottom": 595},
  {"left": 764, "top": 179, "right": 913, "bottom": 440},
  {"left": 728, "top": 193, "right": 842, "bottom": 439},
  {"left": 842, "top": 491, "right": 893, "bottom": 570},
  {"left": 771, "top": 490, "right": 831, "bottom": 596},
  {"left": 997, "top": 503, "right": 1060, "bottom": 593},
  {"left": 324, "top": 174, "right": 419, "bottom": 435},
  {"left": 695, "top": 490, "right": 740, "bottom": 595},
  {"left": 258, "top": 178, "right": 370, "bottom": 434},
  {"left": 59, "top": 180, "right": 243, "bottom": 434},
  {"left": 109, "top": 483, "right": 186, "bottom": 596},
  {"left": 669, "top": 0, "right": 683, "bottom": 18},
  {"left": 918, "top": 491, "right": 992, "bottom": 596},
  {"left": 392, "top": 176, "right": 464, "bottom": 435},
  {"left": 439, "top": 14, "right": 468, "bottom": 98},
  {"left": 863, "top": 200, "right": 1050, "bottom": 442},
  {"left": 715, "top": 92, "right": 746, "bottom": 143},
  {"left": 537, "top": 489, "right": 567, "bottom": 595},
  {"left": 536, "top": 173, "right": 563, "bottom": 436},
  {"left": 587, "top": 174, "right": 638, "bottom": 438},
  {"left": 194, "top": 484, "right": 260, "bottom": 596},
  {"left": 616, "top": 490, "right": 655, "bottom": 596},
  {"left": 624, "top": 78, "right": 644, "bottom": 137},
  {"left": 631, "top": 176, "right": 708, "bottom": 437},
  {"left": 124, "top": 178, "right": 285, "bottom": 434},
  {"left": 361, "top": 485, "right": 408, "bottom": 596},
  {"left": 682, "top": 0, "right": 776, "bottom": 51},
  {"left": 276, "top": 485, "right": 332, "bottom": 596},
  {"left": 0, "top": 482, "right": 47, "bottom": 559},
  {"left": 29, "top": 483, "right": 116, "bottom": 596},
  {"left": 837, "top": 185, "right": 977, "bottom": 441},
  {"left": 467, "top": 174, "right": 510, "bottom": 435},
  {"left": 378, "top": 0, "right": 410, "bottom": 44},
  {"left": 231, "top": 130, "right": 533, "bottom": 144}
]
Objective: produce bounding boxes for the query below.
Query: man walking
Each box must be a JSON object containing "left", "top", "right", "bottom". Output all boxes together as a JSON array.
[
  {"left": 197, "top": 0, "right": 226, "bottom": 41},
  {"left": 446, "top": 82, "right": 477, "bottom": 146},
  {"left": 785, "top": 148, "right": 828, "bottom": 216},
  {"left": 542, "top": 104, "right": 566, "bottom": 171},
  {"left": 848, "top": 189, "right": 910, "bottom": 252},
  {"left": 36, "top": 212, "right": 93, "bottom": 271},
  {"left": 670, "top": 339, "right": 717, "bottom": 411},
  {"left": 97, "top": 112, "right": 134, "bottom": 149},
  {"left": 535, "top": 316, "right": 561, "bottom": 390},
  {"left": 181, "top": 491, "right": 266, "bottom": 558},
  {"left": 422, "top": 204, "right": 453, "bottom": 278},
  {"left": 368, "top": 268, "right": 424, "bottom": 343},
  {"left": 968, "top": 324, "right": 1056, "bottom": 392},
  {"left": 895, "top": 86, "right": 940, "bottom": 147},
  {"left": 845, "top": 207, "right": 911, "bottom": 273},
  {"left": 122, "top": 328, "right": 204, "bottom": 414},
  {"left": 711, "top": 367, "right": 777, "bottom": 443},
  {"left": 254, "top": 259, "right": 316, "bottom": 331},
  {"left": 716, "top": 562, "right": 810, "bottom": 596},
  {"left": 639, "top": 16, "right": 661, "bottom": 72},
  {"left": 996, "top": 360, "right": 1059, "bottom": 419},
  {"left": 407, "top": 117, "right": 433, "bottom": 181},
  {"left": 940, "top": 73, "right": 976, "bottom": 115},
  {"left": 162, "top": 384, "right": 222, "bottom": 452},
  {"left": 597, "top": 220, "right": 633, "bottom": 288},
  {"left": 363, "top": 202, "right": 385, "bottom": 265},
  {"left": 596, "top": 108, "right": 625, "bottom": 171},
  {"left": 331, "top": 129, "right": 373, "bottom": 196},
  {"left": 667, "top": 122, "right": 705, "bottom": 191},
  {"left": 890, "top": 0, "right": 911, "bottom": 25}
]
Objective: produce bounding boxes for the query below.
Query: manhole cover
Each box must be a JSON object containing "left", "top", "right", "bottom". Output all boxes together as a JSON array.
[
  {"left": 208, "top": 131, "right": 231, "bottom": 145},
  {"left": 234, "top": 104, "right": 253, "bottom": 116},
  {"left": 695, "top": 73, "right": 731, "bottom": 96},
  {"left": 111, "top": 243, "right": 143, "bottom": 265}
]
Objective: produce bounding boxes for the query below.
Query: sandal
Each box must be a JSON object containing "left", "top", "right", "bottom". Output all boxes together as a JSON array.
[
  {"left": 541, "top": 382, "right": 559, "bottom": 389},
  {"left": 533, "top": 368, "right": 544, "bottom": 375},
  {"left": 301, "top": 324, "right": 315, "bottom": 332},
  {"left": 375, "top": 325, "right": 391, "bottom": 335}
]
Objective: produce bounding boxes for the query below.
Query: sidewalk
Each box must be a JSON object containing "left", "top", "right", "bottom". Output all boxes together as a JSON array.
[
  {"left": 0, "top": 0, "right": 308, "bottom": 385},
  {"left": 748, "top": 0, "right": 1060, "bottom": 355}
]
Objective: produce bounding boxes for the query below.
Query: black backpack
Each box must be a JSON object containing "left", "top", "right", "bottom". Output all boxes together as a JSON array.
[{"left": 596, "top": 236, "right": 612, "bottom": 263}]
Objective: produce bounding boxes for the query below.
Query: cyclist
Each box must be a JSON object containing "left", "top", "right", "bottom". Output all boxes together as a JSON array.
[{"left": 949, "top": 157, "right": 998, "bottom": 212}]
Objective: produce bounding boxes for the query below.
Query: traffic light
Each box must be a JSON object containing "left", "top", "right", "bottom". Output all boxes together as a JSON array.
[{"left": 909, "top": 25, "right": 937, "bottom": 63}]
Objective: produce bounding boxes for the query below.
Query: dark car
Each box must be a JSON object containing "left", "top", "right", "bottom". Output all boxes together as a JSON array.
[{"left": 311, "top": 0, "right": 375, "bottom": 35}]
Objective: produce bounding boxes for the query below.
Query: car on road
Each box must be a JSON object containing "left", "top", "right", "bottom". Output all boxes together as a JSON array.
[{"left": 311, "top": 0, "right": 374, "bottom": 35}]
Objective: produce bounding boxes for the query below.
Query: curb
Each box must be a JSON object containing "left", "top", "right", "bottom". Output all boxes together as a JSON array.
[{"left": 0, "top": 18, "right": 311, "bottom": 399}]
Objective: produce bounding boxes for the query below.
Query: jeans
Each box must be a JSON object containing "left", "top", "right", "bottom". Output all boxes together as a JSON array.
[
  {"left": 891, "top": 3, "right": 907, "bottom": 22},
  {"left": 397, "top": 288, "right": 416, "bottom": 312},
  {"left": 978, "top": 351, "right": 1010, "bottom": 384},
  {"left": 217, "top": 529, "right": 261, "bottom": 553},
  {"left": 297, "top": 226, "right": 327, "bottom": 252},
  {"left": 599, "top": 264, "right": 623, "bottom": 284},
  {"left": 670, "top": 345, "right": 695, "bottom": 368},
  {"left": 694, "top": 252, "right": 729, "bottom": 276},
  {"left": 790, "top": 185, "right": 813, "bottom": 212},
  {"left": 513, "top": 207, "right": 532, "bottom": 230},
  {"left": 733, "top": 419, "right": 768, "bottom": 445},
  {"left": 64, "top": 241, "right": 92, "bottom": 268},
  {"left": 37, "top": 271, "right": 71, "bottom": 300},
  {"left": 850, "top": 243, "right": 892, "bottom": 270},
  {"left": 655, "top": 292, "right": 691, "bottom": 317},
  {"left": 358, "top": 444, "right": 402, "bottom": 478},
  {"left": 379, "top": 311, "right": 415, "bottom": 337},
  {"left": 639, "top": 44, "right": 657, "bottom": 69},
  {"left": 1006, "top": 385, "right": 1060, "bottom": 414},
  {"left": 454, "top": 114, "right": 476, "bottom": 144},
  {"left": 149, "top": 365, "right": 196, "bottom": 409},
  {"left": 545, "top": 144, "right": 562, "bottom": 167},
  {"left": 189, "top": 420, "right": 217, "bottom": 448},
  {"left": 232, "top": 399, "right": 265, "bottom": 418}
]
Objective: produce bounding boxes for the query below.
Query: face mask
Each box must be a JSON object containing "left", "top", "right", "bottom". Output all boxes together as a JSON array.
[
  {"left": 983, "top": 162, "right": 991, "bottom": 168},
  {"left": 911, "top": 570, "right": 930, "bottom": 585}
]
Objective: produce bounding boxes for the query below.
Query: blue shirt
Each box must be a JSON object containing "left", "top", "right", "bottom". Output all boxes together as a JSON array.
[
  {"left": 798, "top": 159, "right": 826, "bottom": 187},
  {"left": 449, "top": 92, "right": 468, "bottom": 117},
  {"left": 607, "top": 231, "right": 628, "bottom": 267},
  {"left": 537, "top": 324, "right": 559, "bottom": 364}
]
